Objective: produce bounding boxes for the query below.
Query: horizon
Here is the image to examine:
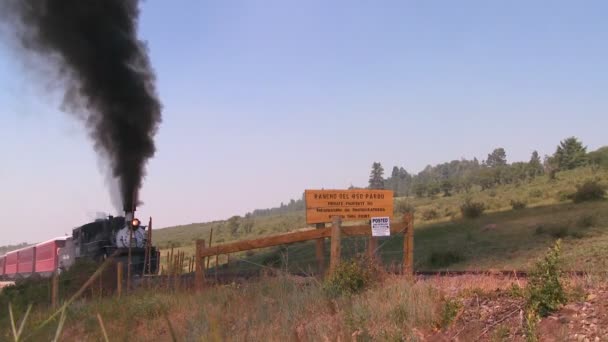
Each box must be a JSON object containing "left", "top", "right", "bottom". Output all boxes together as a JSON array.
[{"left": 1, "top": 1, "right": 607, "bottom": 245}]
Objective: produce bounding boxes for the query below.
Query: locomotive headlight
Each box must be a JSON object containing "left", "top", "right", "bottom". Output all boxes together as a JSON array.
[{"left": 131, "top": 218, "right": 141, "bottom": 228}]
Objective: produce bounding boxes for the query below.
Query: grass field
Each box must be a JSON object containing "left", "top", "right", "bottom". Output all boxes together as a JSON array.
[{"left": 154, "top": 167, "right": 608, "bottom": 274}]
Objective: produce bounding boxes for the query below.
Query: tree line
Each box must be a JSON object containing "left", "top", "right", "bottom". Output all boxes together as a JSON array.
[
  {"left": 216, "top": 136, "right": 606, "bottom": 236},
  {"left": 368, "top": 136, "right": 608, "bottom": 197}
]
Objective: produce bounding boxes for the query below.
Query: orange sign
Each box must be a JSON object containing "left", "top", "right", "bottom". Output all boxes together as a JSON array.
[{"left": 305, "top": 189, "right": 394, "bottom": 224}]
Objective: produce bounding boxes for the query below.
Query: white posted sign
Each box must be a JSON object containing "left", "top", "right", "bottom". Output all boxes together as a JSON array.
[{"left": 371, "top": 217, "right": 390, "bottom": 237}]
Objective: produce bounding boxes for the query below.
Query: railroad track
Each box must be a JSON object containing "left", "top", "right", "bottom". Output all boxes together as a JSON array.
[{"left": 150, "top": 269, "right": 590, "bottom": 286}]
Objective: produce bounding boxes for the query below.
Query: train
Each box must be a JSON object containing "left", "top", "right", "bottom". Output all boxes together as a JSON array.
[{"left": 0, "top": 213, "right": 160, "bottom": 280}]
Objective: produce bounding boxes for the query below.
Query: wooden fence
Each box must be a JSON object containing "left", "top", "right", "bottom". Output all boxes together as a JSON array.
[{"left": 194, "top": 213, "right": 414, "bottom": 291}]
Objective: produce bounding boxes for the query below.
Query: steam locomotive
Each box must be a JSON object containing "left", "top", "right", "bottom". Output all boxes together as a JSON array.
[{"left": 0, "top": 213, "right": 160, "bottom": 280}]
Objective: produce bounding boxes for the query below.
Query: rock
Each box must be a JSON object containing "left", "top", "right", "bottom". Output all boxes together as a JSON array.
[{"left": 587, "top": 294, "right": 597, "bottom": 301}]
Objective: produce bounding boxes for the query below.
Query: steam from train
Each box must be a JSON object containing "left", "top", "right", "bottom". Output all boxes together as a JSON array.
[{"left": 0, "top": 0, "right": 162, "bottom": 211}]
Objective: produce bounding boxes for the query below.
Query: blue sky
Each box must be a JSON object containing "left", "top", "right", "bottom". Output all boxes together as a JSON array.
[{"left": 0, "top": 1, "right": 607, "bottom": 245}]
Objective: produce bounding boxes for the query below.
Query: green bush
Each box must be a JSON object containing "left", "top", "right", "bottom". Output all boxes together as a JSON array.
[
  {"left": 556, "top": 190, "right": 572, "bottom": 202},
  {"left": 394, "top": 200, "right": 415, "bottom": 215},
  {"left": 526, "top": 240, "right": 567, "bottom": 317},
  {"left": 534, "top": 223, "right": 586, "bottom": 239},
  {"left": 428, "top": 251, "right": 464, "bottom": 268},
  {"left": 460, "top": 199, "right": 486, "bottom": 218},
  {"left": 529, "top": 189, "right": 543, "bottom": 198},
  {"left": 510, "top": 199, "right": 527, "bottom": 210},
  {"left": 322, "top": 256, "right": 377, "bottom": 297},
  {"left": 577, "top": 215, "right": 596, "bottom": 228},
  {"left": 570, "top": 180, "right": 606, "bottom": 203}
]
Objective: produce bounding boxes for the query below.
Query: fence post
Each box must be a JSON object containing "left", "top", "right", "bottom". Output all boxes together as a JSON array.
[
  {"left": 329, "top": 216, "right": 342, "bottom": 274},
  {"left": 116, "top": 261, "right": 123, "bottom": 298},
  {"left": 207, "top": 229, "right": 213, "bottom": 270},
  {"left": 367, "top": 235, "right": 378, "bottom": 263},
  {"left": 315, "top": 223, "right": 325, "bottom": 276},
  {"left": 51, "top": 272, "right": 59, "bottom": 308},
  {"left": 402, "top": 213, "right": 414, "bottom": 277},
  {"left": 195, "top": 239, "right": 205, "bottom": 292}
]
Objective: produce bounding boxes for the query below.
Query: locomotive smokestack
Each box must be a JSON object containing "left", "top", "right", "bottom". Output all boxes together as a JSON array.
[
  {"left": 0, "top": 0, "right": 162, "bottom": 212},
  {"left": 125, "top": 211, "right": 135, "bottom": 222}
]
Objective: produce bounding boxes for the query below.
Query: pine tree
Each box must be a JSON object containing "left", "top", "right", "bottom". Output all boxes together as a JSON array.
[
  {"left": 553, "top": 137, "right": 587, "bottom": 171},
  {"left": 528, "top": 150, "right": 544, "bottom": 177},
  {"left": 486, "top": 148, "right": 507, "bottom": 167},
  {"left": 368, "top": 162, "right": 385, "bottom": 189}
]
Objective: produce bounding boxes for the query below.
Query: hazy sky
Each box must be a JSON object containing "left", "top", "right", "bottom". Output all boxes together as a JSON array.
[{"left": 1, "top": 1, "right": 607, "bottom": 245}]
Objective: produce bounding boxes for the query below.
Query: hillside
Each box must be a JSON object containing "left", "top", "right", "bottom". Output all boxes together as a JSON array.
[{"left": 154, "top": 167, "right": 608, "bottom": 274}]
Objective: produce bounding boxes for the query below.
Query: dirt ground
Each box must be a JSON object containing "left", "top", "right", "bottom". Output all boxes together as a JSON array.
[{"left": 421, "top": 275, "right": 608, "bottom": 341}]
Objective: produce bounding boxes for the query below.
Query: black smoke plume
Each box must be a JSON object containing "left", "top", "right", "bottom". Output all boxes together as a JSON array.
[{"left": 0, "top": 0, "right": 162, "bottom": 212}]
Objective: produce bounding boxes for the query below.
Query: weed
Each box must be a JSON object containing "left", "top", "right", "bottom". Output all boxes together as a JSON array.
[
  {"left": 323, "top": 256, "right": 377, "bottom": 297},
  {"left": 508, "top": 283, "right": 525, "bottom": 298},
  {"left": 524, "top": 308, "right": 539, "bottom": 342},
  {"left": 492, "top": 325, "right": 510, "bottom": 341},
  {"left": 567, "top": 283, "right": 587, "bottom": 302},
  {"left": 438, "top": 298, "right": 461, "bottom": 329},
  {"left": 526, "top": 240, "right": 566, "bottom": 317}
]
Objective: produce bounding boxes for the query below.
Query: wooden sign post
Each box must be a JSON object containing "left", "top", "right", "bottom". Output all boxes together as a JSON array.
[
  {"left": 315, "top": 223, "right": 325, "bottom": 275},
  {"left": 305, "top": 189, "right": 394, "bottom": 276},
  {"left": 329, "top": 216, "right": 342, "bottom": 274},
  {"left": 402, "top": 213, "right": 414, "bottom": 277}
]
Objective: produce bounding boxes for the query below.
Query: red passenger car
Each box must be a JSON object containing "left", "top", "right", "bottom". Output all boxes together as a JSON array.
[
  {"left": 34, "top": 238, "right": 67, "bottom": 275},
  {"left": 5, "top": 251, "right": 19, "bottom": 276},
  {"left": 17, "top": 246, "right": 35, "bottom": 275}
]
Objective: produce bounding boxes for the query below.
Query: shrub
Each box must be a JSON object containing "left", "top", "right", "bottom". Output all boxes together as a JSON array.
[
  {"left": 577, "top": 215, "right": 596, "bottom": 228},
  {"left": 526, "top": 240, "right": 567, "bottom": 317},
  {"left": 421, "top": 208, "right": 439, "bottom": 221},
  {"left": 394, "top": 200, "right": 415, "bottom": 215},
  {"left": 510, "top": 199, "right": 527, "bottom": 210},
  {"left": 529, "top": 189, "right": 543, "bottom": 198},
  {"left": 570, "top": 180, "right": 606, "bottom": 203},
  {"left": 428, "top": 251, "right": 464, "bottom": 268},
  {"left": 548, "top": 226, "right": 569, "bottom": 239},
  {"left": 460, "top": 199, "right": 486, "bottom": 218},
  {"left": 323, "top": 256, "right": 378, "bottom": 297},
  {"left": 534, "top": 223, "right": 586, "bottom": 239},
  {"left": 556, "top": 190, "right": 572, "bottom": 202}
]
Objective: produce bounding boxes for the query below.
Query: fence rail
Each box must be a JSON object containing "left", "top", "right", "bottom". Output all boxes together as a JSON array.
[{"left": 194, "top": 214, "right": 415, "bottom": 291}]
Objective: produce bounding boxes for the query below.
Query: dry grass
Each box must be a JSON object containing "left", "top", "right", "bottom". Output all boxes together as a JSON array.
[{"left": 3, "top": 275, "right": 457, "bottom": 341}]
